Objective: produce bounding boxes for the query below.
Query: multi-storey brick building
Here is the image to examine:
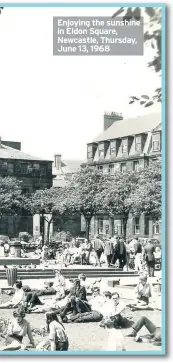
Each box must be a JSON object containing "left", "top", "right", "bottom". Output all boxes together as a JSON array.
[
  {"left": 0, "top": 139, "right": 53, "bottom": 237},
  {"left": 85, "top": 112, "right": 161, "bottom": 240}
]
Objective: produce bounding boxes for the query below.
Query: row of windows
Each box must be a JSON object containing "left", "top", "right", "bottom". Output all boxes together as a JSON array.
[
  {"left": 0, "top": 161, "right": 51, "bottom": 176},
  {"left": 96, "top": 218, "right": 160, "bottom": 235},
  {"left": 97, "top": 160, "right": 140, "bottom": 174},
  {"left": 87, "top": 132, "right": 161, "bottom": 159}
]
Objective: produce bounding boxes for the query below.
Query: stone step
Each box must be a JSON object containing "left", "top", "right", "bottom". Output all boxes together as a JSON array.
[{"left": 0, "top": 273, "right": 138, "bottom": 280}]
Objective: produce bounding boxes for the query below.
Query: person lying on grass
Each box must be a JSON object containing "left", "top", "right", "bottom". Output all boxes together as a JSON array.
[
  {"left": 126, "top": 316, "right": 161, "bottom": 346},
  {"left": 0, "top": 281, "right": 25, "bottom": 309}
]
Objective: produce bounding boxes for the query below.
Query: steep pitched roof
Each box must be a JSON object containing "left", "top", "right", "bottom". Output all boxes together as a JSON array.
[
  {"left": 0, "top": 143, "right": 52, "bottom": 162},
  {"left": 92, "top": 113, "right": 161, "bottom": 143},
  {"left": 61, "top": 160, "right": 83, "bottom": 173}
]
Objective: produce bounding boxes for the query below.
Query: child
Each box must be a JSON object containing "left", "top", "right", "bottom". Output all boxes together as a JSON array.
[
  {"left": 104, "top": 318, "right": 126, "bottom": 351},
  {"left": 135, "top": 273, "right": 152, "bottom": 306},
  {"left": 128, "top": 273, "right": 152, "bottom": 311}
]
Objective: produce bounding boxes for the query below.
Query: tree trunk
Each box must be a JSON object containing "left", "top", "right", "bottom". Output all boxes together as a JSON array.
[
  {"left": 45, "top": 217, "right": 53, "bottom": 245},
  {"left": 122, "top": 217, "right": 128, "bottom": 239},
  {"left": 85, "top": 217, "right": 91, "bottom": 241}
]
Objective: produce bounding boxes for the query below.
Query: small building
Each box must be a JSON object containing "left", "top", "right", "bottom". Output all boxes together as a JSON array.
[
  {"left": 85, "top": 112, "right": 162, "bottom": 241},
  {"left": 0, "top": 138, "right": 53, "bottom": 237},
  {"left": 52, "top": 153, "right": 83, "bottom": 187}
]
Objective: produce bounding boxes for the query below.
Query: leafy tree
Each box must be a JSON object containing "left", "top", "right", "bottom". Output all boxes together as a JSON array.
[
  {"left": 31, "top": 187, "right": 67, "bottom": 245},
  {"left": 64, "top": 166, "right": 111, "bottom": 240},
  {"left": 112, "top": 7, "right": 162, "bottom": 106},
  {"left": 0, "top": 177, "right": 29, "bottom": 217},
  {"left": 102, "top": 171, "right": 139, "bottom": 238},
  {"left": 129, "top": 158, "right": 161, "bottom": 218}
]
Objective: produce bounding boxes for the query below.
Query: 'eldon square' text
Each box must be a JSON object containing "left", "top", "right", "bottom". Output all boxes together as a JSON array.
[{"left": 65, "top": 28, "right": 118, "bottom": 36}]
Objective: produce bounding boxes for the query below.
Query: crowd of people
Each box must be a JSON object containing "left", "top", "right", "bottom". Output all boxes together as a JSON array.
[
  {"left": 49, "top": 236, "right": 160, "bottom": 277},
  {"left": 0, "top": 268, "right": 161, "bottom": 351}
]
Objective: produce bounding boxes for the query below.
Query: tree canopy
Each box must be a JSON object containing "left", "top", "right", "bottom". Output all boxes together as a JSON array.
[
  {"left": 112, "top": 7, "right": 162, "bottom": 107},
  {"left": 130, "top": 158, "right": 161, "bottom": 218},
  {"left": 64, "top": 166, "right": 111, "bottom": 240},
  {"left": 0, "top": 177, "right": 28, "bottom": 216}
]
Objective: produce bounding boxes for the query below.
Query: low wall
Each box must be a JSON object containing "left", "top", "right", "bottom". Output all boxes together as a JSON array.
[{"left": 0, "top": 257, "right": 40, "bottom": 266}]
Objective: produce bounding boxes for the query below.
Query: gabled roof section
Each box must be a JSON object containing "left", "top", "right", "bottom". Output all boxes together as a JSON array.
[
  {"left": 152, "top": 123, "right": 162, "bottom": 132},
  {"left": 0, "top": 143, "right": 52, "bottom": 162},
  {"left": 92, "top": 113, "right": 161, "bottom": 143}
]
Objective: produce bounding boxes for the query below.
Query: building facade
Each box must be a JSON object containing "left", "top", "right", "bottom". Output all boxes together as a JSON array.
[
  {"left": 0, "top": 139, "right": 53, "bottom": 237},
  {"left": 85, "top": 112, "right": 161, "bottom": 241}
]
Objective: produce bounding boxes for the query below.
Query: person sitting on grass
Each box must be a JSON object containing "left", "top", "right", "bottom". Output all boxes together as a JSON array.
[
  {"left": 0, "top": 281, "right": 25, "bottom": 309},
  {"left": 36, "top": 312, "right": 69, "bottom": 351},
  {"left": 88, "top": 287, "right": 105, "bottom": 311},
  {"left": 99, "top": 291, "right": 116, "bottom": 326},
  {"left": 60, "top": 279, "right": 90, "bottom": 322},
  {"left": 52, "top": 270, "right": 66, "bottom": 300},
  {"left": 99, "top": 292, "right": 127, "bottom": 329},
  {"left": 0, "top": 307, "right": 35, "bottom": 351},
  {"left": 128, "top": 273, "right": 152, "bottom": 310},
  {"left": 126, "top": 316, "right": 161, "bottom": 346},
  {"left": 104, "top": 317, "right": 126, "bottom": 351}
]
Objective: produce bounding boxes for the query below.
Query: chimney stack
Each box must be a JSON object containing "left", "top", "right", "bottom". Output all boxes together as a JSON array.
[
  {"left": 104, "top": 112, "right": 123, "bottom": 131},
  {"left": 54, "top": 154, "right": 62, "bottom": 170}
]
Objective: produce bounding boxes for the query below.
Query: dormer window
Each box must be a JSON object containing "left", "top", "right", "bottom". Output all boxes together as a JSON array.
[
  {"left": 110, "top": 140, "right": 116, "bottom": 155},
  {"left": 87, "top": 145, "right": 93, "bottom": 159},
  {"left": 152, "top": 133, "right": 160, "bottom": 151},
  {"left": 135, "top": 136, "right": 141, "bottom": 152},
  {"left": 122, "top": 139, "right": 128, "bottom": 153},
  {"left": 98, "top": 143, "right": 105, "bottom": 157}
]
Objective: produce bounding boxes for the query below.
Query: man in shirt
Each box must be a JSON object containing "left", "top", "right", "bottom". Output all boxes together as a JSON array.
[
  {"left": 144, "top": 240, "right": 155, "bottom": 277},
  {"left": 92, "top": 235, "right": 104, "bottom": 267},
  {"left": 104, "top": 237, "right": 113, "bottom": 267},
  {"left": 99, "top": 291, "right": 115, "bottom": 319},
  {"left": 134, "top": 239, "right": 142, "bottom": 273},
  {"left": 89, "top": 287, "right": 106, "bottom": 312},
  {"left": 110, "top": 292, "right": 126, "bottom": 327},
  {"left": 117, "top": 239, "right": 127, "bottom": 269}
]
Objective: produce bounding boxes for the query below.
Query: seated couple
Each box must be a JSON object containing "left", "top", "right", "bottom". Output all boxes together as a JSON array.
[
  {"left": 0, "top": 308, "right": 69, "bottom": 352},
  {"left": 89, "top": 288, "right": 126, "bottom": 327}
]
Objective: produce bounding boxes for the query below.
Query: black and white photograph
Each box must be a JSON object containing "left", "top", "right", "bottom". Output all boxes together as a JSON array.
[{"left": 0, "top": 3, "right": 165, "bottom": 356}]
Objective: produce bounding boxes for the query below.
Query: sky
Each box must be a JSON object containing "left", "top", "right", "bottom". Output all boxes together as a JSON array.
[{"left": 0, "top": 6, "right": 161, "bottom": 162}]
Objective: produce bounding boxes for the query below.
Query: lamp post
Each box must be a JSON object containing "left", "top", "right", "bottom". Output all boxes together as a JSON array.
[{"left": 41, "top": 201, "right": 45, "bottom": 248}]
